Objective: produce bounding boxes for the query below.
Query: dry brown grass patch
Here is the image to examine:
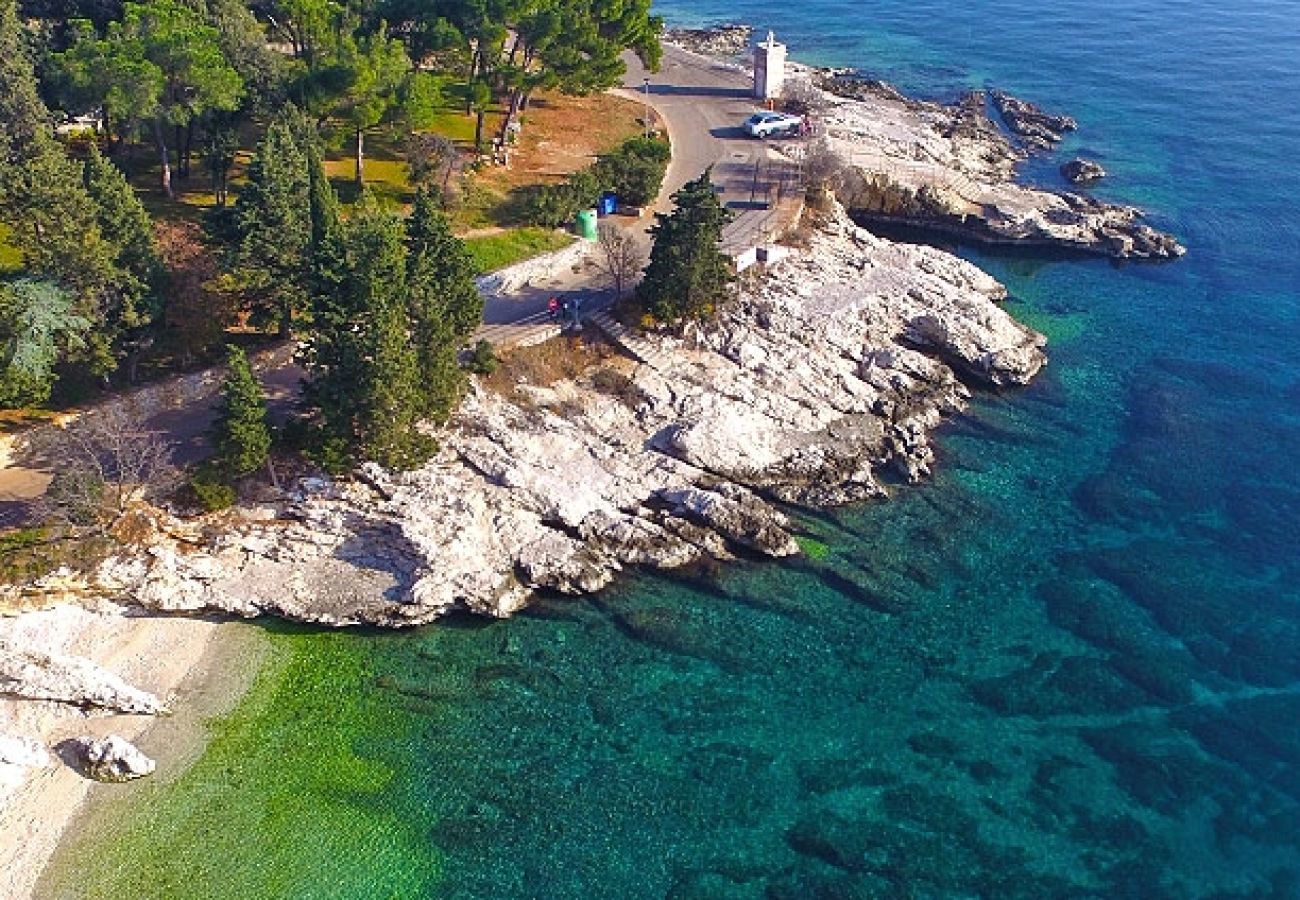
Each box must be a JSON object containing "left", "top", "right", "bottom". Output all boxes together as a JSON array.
[
  {"left": 480, "top": 331, "right": 616, "bottom": 396},
  {"left": 478, "top": 92, "right": 644, "bottom": 195}
]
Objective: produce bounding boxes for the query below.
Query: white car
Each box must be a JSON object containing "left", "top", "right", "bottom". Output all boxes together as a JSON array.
[{"left": 743, "top": 111, "right": 803, "bottom": 138}]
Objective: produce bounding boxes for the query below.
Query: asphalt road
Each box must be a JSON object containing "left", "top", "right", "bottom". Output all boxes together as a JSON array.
[
  {"left": 623, "top": 45, "right": 776, "bottom": 210},
  {"left": 480, "top": 45, "right": 804, "bottom": 334}
]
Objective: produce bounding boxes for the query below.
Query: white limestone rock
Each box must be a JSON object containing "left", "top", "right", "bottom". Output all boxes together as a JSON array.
[
  {"left": 73, "top": 734, "right": 156, "bottom": 782},
  {"left": 0, "top": 641, "right": 163, "bottom": 715},
  {"left": 67, "top": 200, "right": 1045, "bottom": 627},
  {"left": 0, "top": 733, "right": 50, "bottom": 769}
]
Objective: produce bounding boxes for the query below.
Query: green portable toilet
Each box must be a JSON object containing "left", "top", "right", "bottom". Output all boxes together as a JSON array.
[{"left": 576, "top": 208, "right": 599, "bottom": 240}]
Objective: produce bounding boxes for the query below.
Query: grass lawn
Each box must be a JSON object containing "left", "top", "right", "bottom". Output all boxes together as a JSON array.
[
  {"left": 41, "top": 81, "right": 645, "bottom": 276},
  {"left": 450, "top": 90, "right": 646, "bottom": 232},
  {"left": 463, "top": 227, "right": 574, "bottom": 274}
]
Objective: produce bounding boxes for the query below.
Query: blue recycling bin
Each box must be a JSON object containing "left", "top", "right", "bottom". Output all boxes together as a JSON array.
[{"left": 598, "top": 192, "right": 617, "bottom": 216}]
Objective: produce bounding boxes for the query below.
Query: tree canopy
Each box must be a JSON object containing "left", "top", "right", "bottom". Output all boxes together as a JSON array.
[
  {"left": 0, "top": 278, "right": 90, "bottom": 407},
  {"left": 635, "top": 169, "right": 734, "bottom": 324},
  {"left": 232, "top": 110, "right": 312, "bottom": 336},
  {"left": 211, "top": 344, "right": 271, "bottom": 477},
  {"left": 60, "top": 0, "right": 244, "bottom": 195}
]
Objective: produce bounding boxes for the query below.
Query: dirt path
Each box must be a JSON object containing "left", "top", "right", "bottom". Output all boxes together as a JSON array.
[{"left": 0, "top": 344, "right": 301, "bottom": 529}]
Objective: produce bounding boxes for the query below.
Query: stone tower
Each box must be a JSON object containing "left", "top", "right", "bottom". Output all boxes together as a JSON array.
[{"left": 753, "top": 31, "right": 787, "bottom": 101}]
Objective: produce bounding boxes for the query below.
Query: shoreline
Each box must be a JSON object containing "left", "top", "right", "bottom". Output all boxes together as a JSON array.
[
  {"left": 656, "top": 30, "right": 1183, "bottom": 261},
  {"left": 0, "top": 609, "right": 269, "bottom": 900}
]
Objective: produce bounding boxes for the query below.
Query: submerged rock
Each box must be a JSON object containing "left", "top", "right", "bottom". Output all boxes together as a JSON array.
[
  {"left": 1062, "top": 158, "right": 1107, "bottom": 184},
  {"left": 72, "top": 734, "right": 156, "bottom": 782}
]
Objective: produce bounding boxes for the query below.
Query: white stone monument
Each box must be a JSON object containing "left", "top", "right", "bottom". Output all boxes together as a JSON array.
[{"left": 753, "top": 31, "right": 787, "bottom": 101}]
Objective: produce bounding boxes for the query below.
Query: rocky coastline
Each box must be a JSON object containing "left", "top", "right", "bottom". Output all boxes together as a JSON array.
[
  {"left": 807, "top": 72, "right": 1183, "bottom": 259},
  {"left": 988, "top": 89, "right": 1077, "bottom": 150},
  {"left": 662, "top": 23, "right": 754, "bottom": 57},
  {"left": 5, "top": 203, "right": 1044, "bottom": 629}
]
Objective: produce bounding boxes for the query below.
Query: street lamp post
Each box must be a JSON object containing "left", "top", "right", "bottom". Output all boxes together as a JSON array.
[{"left": 643, "top": 77, "right": 651, "bottom": 139}]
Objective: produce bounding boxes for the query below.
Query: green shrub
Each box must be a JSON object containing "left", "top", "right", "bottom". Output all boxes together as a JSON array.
[
  {"left": 467, "top": 339, "right": 498, "bottom": 375},
  {"left": 188, "top": 463, "right": 236, "bottom": 511},
  {"left": 521, "top": 169, "right": 603, "bottom": 228},
  {"left": 520, "top": 137, "right": 669, "bottom": 226},
  {"left": 594, "top": 137, "right": 671, "bottom": 206},
  {"left": 0, "top": 527, "right": 47, "bottom": 555}
]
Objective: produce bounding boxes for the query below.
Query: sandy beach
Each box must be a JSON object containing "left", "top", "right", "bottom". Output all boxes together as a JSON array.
[{"left": 0, "top": 603, "right": 267, "bottom": 900}]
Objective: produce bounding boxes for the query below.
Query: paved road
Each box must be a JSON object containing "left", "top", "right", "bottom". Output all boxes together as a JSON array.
[
  {"left": 622, "top": 45, "right": 805, "bottom": 248},
  {"left": 480, "top": 44, "right": 807, "bottom": 343}
]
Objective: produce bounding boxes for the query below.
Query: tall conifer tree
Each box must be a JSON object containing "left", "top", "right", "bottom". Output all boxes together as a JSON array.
[
  {"left": 234, "top": 111, "right": 311, "bottom": 336},
  {"left": 0, "top": 0, "right": 136, "bottom": 382},
  {"left": 405, "top": 190, "right": 481, "bottom": 422},
  {"left": 83, "top": 144, "right": 164, "bottom": 328},
  {"left": 636, "top": 169, "right": 734, "bottom": 324},
  {"left": 211, "top": 344, "right": 271, "bottom": 476},
  {"left": 343, "top": 199, "right": 433, "bottom": 469}
]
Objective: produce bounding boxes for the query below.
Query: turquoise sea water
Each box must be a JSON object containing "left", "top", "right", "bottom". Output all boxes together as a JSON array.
[{"left": 48, "top": 1, "right": 1300, "bottom": 897}]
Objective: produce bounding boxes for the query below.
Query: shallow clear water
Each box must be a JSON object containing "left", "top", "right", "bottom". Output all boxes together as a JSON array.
[{"left": 49, "top": 1, "right": 1300, "bottom": 897}]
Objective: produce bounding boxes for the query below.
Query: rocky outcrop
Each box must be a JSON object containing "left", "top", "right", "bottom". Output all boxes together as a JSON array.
[
  {"left": 1062, "top": 158, "right": 1106, "bottom": 184},
  {"left": 0, "top": 641, "right": 163, "bottom": 715},
  {"left": 63, "top": 204, "right": 1043, "bottom": 627},
  {"left": 71, "top": 735, "right": 155, "bottom": 782},
  {"left": 799, "top": 74, "right": 1183, "bottom": 258},
  {"left": 663, "top": 24, "right": 753, "bottom": 56},
  {"left": 989, "top": 90, "right": 1077, "bottom": 150}
]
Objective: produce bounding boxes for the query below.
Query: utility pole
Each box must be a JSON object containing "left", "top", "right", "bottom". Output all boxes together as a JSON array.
[{"left": 643, "top": 78, "right": 651, "bottom": 139}]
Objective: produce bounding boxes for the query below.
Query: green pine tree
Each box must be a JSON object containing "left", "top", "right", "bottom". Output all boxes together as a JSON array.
[
  {"left": 83, "top": 144, "right": 164, "bottom": 329},
  {"left": 233, "top": 111, "right": 312, "bottom": 336},
  {"left": 635, "top": 169, "right": 734, "bottom": 324},
  {"left": 301, "top": 136, "right": 356, "bottom": 462},
  {"left": 0, "top": 0, "right": 132, "bottom": 383},
  {"left": 0, "top": 0, "right": 52, "bottom": 162},
  {"left": 405, "top": 190, "right": 482, "bottom": 422},
  {"left": 344, "top": 199, "right": 434, "bottom": 470},
  {"left": 303, "top": 194, "right": 434, "bottom": 471},
  {"left": 0, "top": 278, "right": 91, "bottom": 408},
  {"left": 211, "top": 344, "right": 271, "bottom": 476}
]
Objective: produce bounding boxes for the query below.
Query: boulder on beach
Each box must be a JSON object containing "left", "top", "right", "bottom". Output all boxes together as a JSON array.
[{"left": 72, "top": 735, "right": 156, "bottom": 783}]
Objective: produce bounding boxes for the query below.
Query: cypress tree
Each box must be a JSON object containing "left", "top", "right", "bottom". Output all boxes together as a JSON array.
[
  {"left": 211, "top": 344, "right": 271, "bottom": 476},
  {"left": 0, "top": 0, "right": 52, "bottom": 162},
  {"left": 303, "top": 194, "right": 434, "bottom": 470},
  {"left": 344, "top": 199, "right": 434, "bottom": 470},
  {"left": 300, "top": 137, "right": 356, "bottom": 462},
  {"left": 233, "top": 112, "right": 311, "bottom": 336},
  {"left": 636, "top": 169, "right": 734, "bottom": 324},
  {"left": 405, "top": 190, "right": 481, "bottom": 422},
  {"left": 83, "top": 144, "right": 163, "bottom": 329}
]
